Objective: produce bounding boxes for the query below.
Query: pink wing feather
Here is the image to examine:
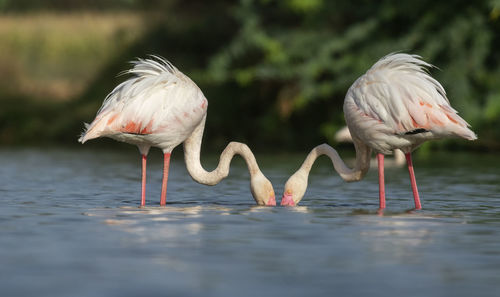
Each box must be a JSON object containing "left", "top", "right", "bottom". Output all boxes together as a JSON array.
[
  {"left": 79, "top": 56, "right": 207, "bottom": 144},
  {"left": 347, "top": 53, "right": 476, "bottom": 141}
]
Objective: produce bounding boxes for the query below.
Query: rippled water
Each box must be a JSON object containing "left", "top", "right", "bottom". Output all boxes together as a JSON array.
[{"left": 1, "top": 147, "right": 499, "bottom": 297}]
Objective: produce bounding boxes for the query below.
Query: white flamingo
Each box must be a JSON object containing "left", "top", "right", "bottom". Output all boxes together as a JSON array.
[
  {"left": 281, "top": 53, "right": 476, "bottom": 208},
  {"left": 79, "top": 56, "right": 276, "bottom": 207}
]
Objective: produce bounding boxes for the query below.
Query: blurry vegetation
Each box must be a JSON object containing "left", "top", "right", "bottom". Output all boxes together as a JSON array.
[
  {"left": 0, "top": 0, "right": 499, "bottom": 152},
  {"left": 0, "top": 12, "right": 148, "bottom": 100}
]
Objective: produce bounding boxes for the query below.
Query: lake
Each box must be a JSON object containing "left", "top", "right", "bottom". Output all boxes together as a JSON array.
[{"left": 1, "top": 147, "right": 499, "bottom": 297}]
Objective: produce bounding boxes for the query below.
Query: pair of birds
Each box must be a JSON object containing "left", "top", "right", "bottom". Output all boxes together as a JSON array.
[{"left": 79, "top": 53, "right": 476, "bottom": 209}]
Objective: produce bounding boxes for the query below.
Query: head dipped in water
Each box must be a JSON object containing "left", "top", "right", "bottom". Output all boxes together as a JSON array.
[{"left": 251, "top": 171, "right": 276, "bottom": 206}]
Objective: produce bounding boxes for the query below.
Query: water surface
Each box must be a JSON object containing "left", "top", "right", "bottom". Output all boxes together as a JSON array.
[{"left": 1, "top": 148, "right": 499, "bottom": 297}]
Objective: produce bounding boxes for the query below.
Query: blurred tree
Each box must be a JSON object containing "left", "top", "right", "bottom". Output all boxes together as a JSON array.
[
  {"left": 0, "top": 0, "right": 132, "bottom": 11},
  {"left": 202, "top": 0, "right": 500, "bottom": 150},
  {"left": 0, "top": 0, "right": 498, "bottom": 151}
]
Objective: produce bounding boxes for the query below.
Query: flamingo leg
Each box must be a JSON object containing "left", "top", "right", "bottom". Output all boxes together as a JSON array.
[
  {"left": 141, "top": 154, "right": 147, "bottom": 207},
  {"left": 377, "top": 153, "right": 386, "bottom": 209},
  {"left": 405, "top": 153, "right": 422, "bottom": 210},
  {"left": 160, "top": 153, "right": 171, "bottom": 206}
]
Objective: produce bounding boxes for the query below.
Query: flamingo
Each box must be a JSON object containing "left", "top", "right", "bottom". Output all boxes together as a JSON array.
[
  {"left": 281, "top": 53, "right": 476, "bottom": 208},
  {"left": 79, "top": 56, "right": 276, "bottom": 207}
]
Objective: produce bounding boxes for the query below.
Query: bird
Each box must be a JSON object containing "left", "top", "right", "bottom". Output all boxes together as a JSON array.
[
  {"left": 79, "top": 56, "right": 276, "bottom": 207},
  {"left": 334, "top": 125, "right": 405, "bottom": 167},
  {"left": 281, "top": 53, "right": 476, "bottom": 208}
]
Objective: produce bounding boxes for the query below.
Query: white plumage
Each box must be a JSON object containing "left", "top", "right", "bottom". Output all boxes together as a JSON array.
[
  {"left": 80, "top": 56, "right": 207, "bottom": 155},
  {"left": 344, "top": 53, "right": 476, "bottom": 154},
  {"left": 281, "top": 53, "right": 476, "bottom": 208},
  {"left": 80, "top": 56, "right": 276, "bottom": 207}
]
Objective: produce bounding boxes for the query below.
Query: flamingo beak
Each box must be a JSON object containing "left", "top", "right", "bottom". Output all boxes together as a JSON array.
[
  {"left": 280, "top": 191, "right": 295, "bottom": 206},
  {"left": 266, "top": 194, "right": 276, "bottom": 206}
]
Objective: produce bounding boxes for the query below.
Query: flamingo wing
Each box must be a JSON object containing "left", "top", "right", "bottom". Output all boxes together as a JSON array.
[
  {"left": 346, "top": 53, "right": 476, "bottom": 141},
  {"left": 79, "top": 56, "right": 207, "bottom": 143}
]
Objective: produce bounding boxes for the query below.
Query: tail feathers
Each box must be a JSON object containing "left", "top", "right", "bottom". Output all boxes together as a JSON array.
[
  {"left": 453, "top": 126, "right": 477, "bottom": 141},
  {"left": 442, "top": 118, "right": 477, "bottom": 141},
  {"left": 78, "top": 116, "right": 108, "bottom": 143},
  {"left": 441, "top": 109, "right": 477, "bottom": 141},
  {"left": 78, "top": 123, "right": 90, "bottom": 143}
]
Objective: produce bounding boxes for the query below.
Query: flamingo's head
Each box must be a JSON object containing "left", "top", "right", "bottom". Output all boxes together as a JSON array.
[
  {"left": 280, "top": 170, "right": 308, "bottom": 206},
  {"left": 250, "top": 171, "right": 276, "bottom": 206}
]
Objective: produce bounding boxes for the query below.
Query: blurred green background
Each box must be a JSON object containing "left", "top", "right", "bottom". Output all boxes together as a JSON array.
[{"left": 0, "top": 0, "right": 499, "bottom": 152}]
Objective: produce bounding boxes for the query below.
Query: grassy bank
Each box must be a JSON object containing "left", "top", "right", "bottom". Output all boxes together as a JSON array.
[{"left": 0, "top": 12, "right": 149, "bottom": 101}]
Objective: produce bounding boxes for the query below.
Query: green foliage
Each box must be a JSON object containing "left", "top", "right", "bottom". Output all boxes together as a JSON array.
[
  {"left": 0, "top": 12, "right": 147, "bottom": 100},
  {"left": 202, "top": 0, "right": 500, "bottom": 150},
  {"left": 0, "top": 0, "right": 499, "bottom": 151}
]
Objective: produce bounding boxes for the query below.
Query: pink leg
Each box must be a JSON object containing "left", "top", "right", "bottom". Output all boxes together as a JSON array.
[
  {"left": 377, "top": 153, "right": 386, "bottom": 209},
  {"left": 160, "top": 153, "right": 171, "bottom": 206},
  {"left": 141, "top": 154, "right": 147, "bottom": 207},
  {"left": 405, "top": 153, "right": 422, "bottom": 210}
]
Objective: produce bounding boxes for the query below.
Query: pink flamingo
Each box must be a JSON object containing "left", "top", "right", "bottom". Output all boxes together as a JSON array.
[
  {"left": 281, "top": 53, "right": 476, "bottom": 209},
  {"left": 79, "top": 56, "right": 276, "bottom": 207}
]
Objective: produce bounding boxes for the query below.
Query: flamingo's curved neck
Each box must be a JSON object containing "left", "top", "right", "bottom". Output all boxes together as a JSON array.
[
  {"left": 183, "top": 115, "right": 261, "bottom": 185},
  {"left": 298, "top": 138, "right": 372, "bottom": 182}
]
